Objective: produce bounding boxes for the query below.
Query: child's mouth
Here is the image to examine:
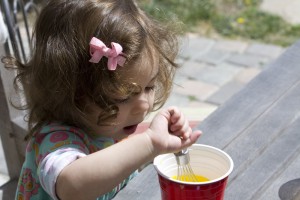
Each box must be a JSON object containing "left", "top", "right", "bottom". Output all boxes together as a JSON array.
[{"left": 123, "top": 124, "right": 138, "bottom": 135}]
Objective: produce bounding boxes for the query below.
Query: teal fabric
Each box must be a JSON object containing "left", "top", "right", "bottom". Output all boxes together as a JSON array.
[{"left": 15, "top": 122, "right": 137, "bottom": 200}]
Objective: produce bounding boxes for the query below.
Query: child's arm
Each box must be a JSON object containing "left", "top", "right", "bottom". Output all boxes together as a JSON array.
[{"left": 56, "top": 106, "right": 202, "bottom": 200}]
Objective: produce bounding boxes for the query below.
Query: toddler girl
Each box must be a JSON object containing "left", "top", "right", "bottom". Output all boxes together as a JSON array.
[{"left": 3, "top": 0, "right": 202, "bottom": 199}]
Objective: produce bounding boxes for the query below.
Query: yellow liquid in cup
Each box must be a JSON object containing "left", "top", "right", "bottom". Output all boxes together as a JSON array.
[{"left": 172, "top": 174, "right": 209, "bottom": 182}]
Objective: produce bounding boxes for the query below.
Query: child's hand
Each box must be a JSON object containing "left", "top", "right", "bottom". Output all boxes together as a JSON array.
[{"left": 146, "top": 106, "right": 202, "bottom": 155}]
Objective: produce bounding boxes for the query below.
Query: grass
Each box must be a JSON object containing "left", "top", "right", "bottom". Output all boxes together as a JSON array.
[{"left": 139, "top": 0, "right": 300, "bottom": 46}]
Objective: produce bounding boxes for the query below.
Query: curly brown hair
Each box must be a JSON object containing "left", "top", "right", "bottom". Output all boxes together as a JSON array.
[{"left": 2, "top": 0, "right": 179, "bottom": 140}]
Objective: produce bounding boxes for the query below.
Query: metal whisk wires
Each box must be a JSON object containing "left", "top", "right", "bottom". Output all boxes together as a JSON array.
[{"left": 174, "top": 148, "right": 198, "bottom": 182}]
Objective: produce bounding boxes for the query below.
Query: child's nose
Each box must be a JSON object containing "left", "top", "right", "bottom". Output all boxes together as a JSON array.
[{"left": 131, "top": 95, "right": 150, "bottom": 115}]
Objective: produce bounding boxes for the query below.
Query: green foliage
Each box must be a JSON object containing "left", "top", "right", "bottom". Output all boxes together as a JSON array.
[
  {"left": 213, "top": 8, "right": 286, "bottom": 39},
  {"left": 212, "top": 5, "right": 300, "bottom": 46},
  {"left": 139, "top": 0, "right": 300, "bottom": 46},
  {"left": 139, "top": 0, "right": 215, "bottom": 25}
]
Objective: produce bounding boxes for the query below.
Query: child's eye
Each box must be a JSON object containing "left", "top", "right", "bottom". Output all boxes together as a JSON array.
[
  {"left": 115, "top": 98, "right": 130, "bottom": 104},
  {"left": 145, "top": 86, "right": 155, "bottom": 92}
]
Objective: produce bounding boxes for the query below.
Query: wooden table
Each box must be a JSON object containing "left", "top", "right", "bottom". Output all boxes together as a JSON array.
[{"left": 114, "top": 40, "right": 300, "bottom": 200}]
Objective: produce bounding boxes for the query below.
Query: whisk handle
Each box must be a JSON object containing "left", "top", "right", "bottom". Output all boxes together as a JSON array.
[
  {"left": 174, "top": 148, "right": 188, "bottom": 156},
  {"left": 174, "top": 148, "right": 190, "bottom": 165}
]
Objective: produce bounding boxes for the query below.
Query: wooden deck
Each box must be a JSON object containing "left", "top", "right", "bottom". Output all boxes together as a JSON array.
[
  {"left": 114, "top": 41, "right": 300, "bottom": 200},
  {"left": 1, "top": 40, "right": 300, "bottom": 199}
]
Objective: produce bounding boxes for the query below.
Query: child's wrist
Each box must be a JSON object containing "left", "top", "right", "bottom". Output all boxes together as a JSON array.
[{"left": 144, "top": 129, "right": 160, "bottom": 158}]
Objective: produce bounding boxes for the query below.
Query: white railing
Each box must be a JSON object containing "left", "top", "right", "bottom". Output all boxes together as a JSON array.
[{"left": 0, "top": 0, "right": 42, "bottom": 182}]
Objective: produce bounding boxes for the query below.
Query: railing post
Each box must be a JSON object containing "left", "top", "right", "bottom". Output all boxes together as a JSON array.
[
  {"left": 0, "top": 0, "right": 42, "bottom": 182},
  {"left": 1, "top": 0, "right": 22, "bottom": 61},
  {"left": 0, "top": 44, "right": 22, "bottom": 180}
]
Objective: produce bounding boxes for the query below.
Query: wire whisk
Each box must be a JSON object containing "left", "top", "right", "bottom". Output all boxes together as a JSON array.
[{"left": 174, "top": 148, "right": 199, "bottom": 182}]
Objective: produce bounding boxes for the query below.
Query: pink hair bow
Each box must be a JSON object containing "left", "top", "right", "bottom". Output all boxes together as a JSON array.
[{"left": 89, "top": 37, "right": 126, "bottom": 70}]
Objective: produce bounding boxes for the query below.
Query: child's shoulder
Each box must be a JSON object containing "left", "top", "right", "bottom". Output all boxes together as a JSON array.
[
  {"left": 38, "top": 122, "right": 86, "bottom": 138},
  {"left": 33, "top": 122, "right": 89, "bottom": 143},
  {"left": 30, "top": 122, "right": 114, "bottom": 154},
  {"left": 31, "top": 122, "right": 89, "bottom": 151}
]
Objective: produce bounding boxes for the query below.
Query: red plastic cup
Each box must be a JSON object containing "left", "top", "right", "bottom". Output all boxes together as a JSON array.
[{"left": 153, "top": 144, "right": 234, "bottom": 200}]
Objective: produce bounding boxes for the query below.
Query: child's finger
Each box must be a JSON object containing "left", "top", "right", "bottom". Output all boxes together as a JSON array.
[
  {"left": 181, "top": 127, "right": 192, "bottom": 140},
  {"left": 170, "top": 121, "right": 190, "bottom": 138},
  {"left": 181, "top": 130, "right": 202, "bottom": 146},
  {"left": 170, "top": 114, "right": 188, "bottom": 129},
  {"left": 168, "top": 106, "right": 181, "bottom": 123}
]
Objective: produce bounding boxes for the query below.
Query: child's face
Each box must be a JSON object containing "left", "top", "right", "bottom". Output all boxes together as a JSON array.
[{"left": 86, "top": 53, "right": 159, "bottom": 141}]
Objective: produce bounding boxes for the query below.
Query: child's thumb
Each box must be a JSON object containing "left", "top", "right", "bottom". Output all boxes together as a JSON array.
[{"left": 189, "top": 130, "right": 202, "bottom": 144}]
